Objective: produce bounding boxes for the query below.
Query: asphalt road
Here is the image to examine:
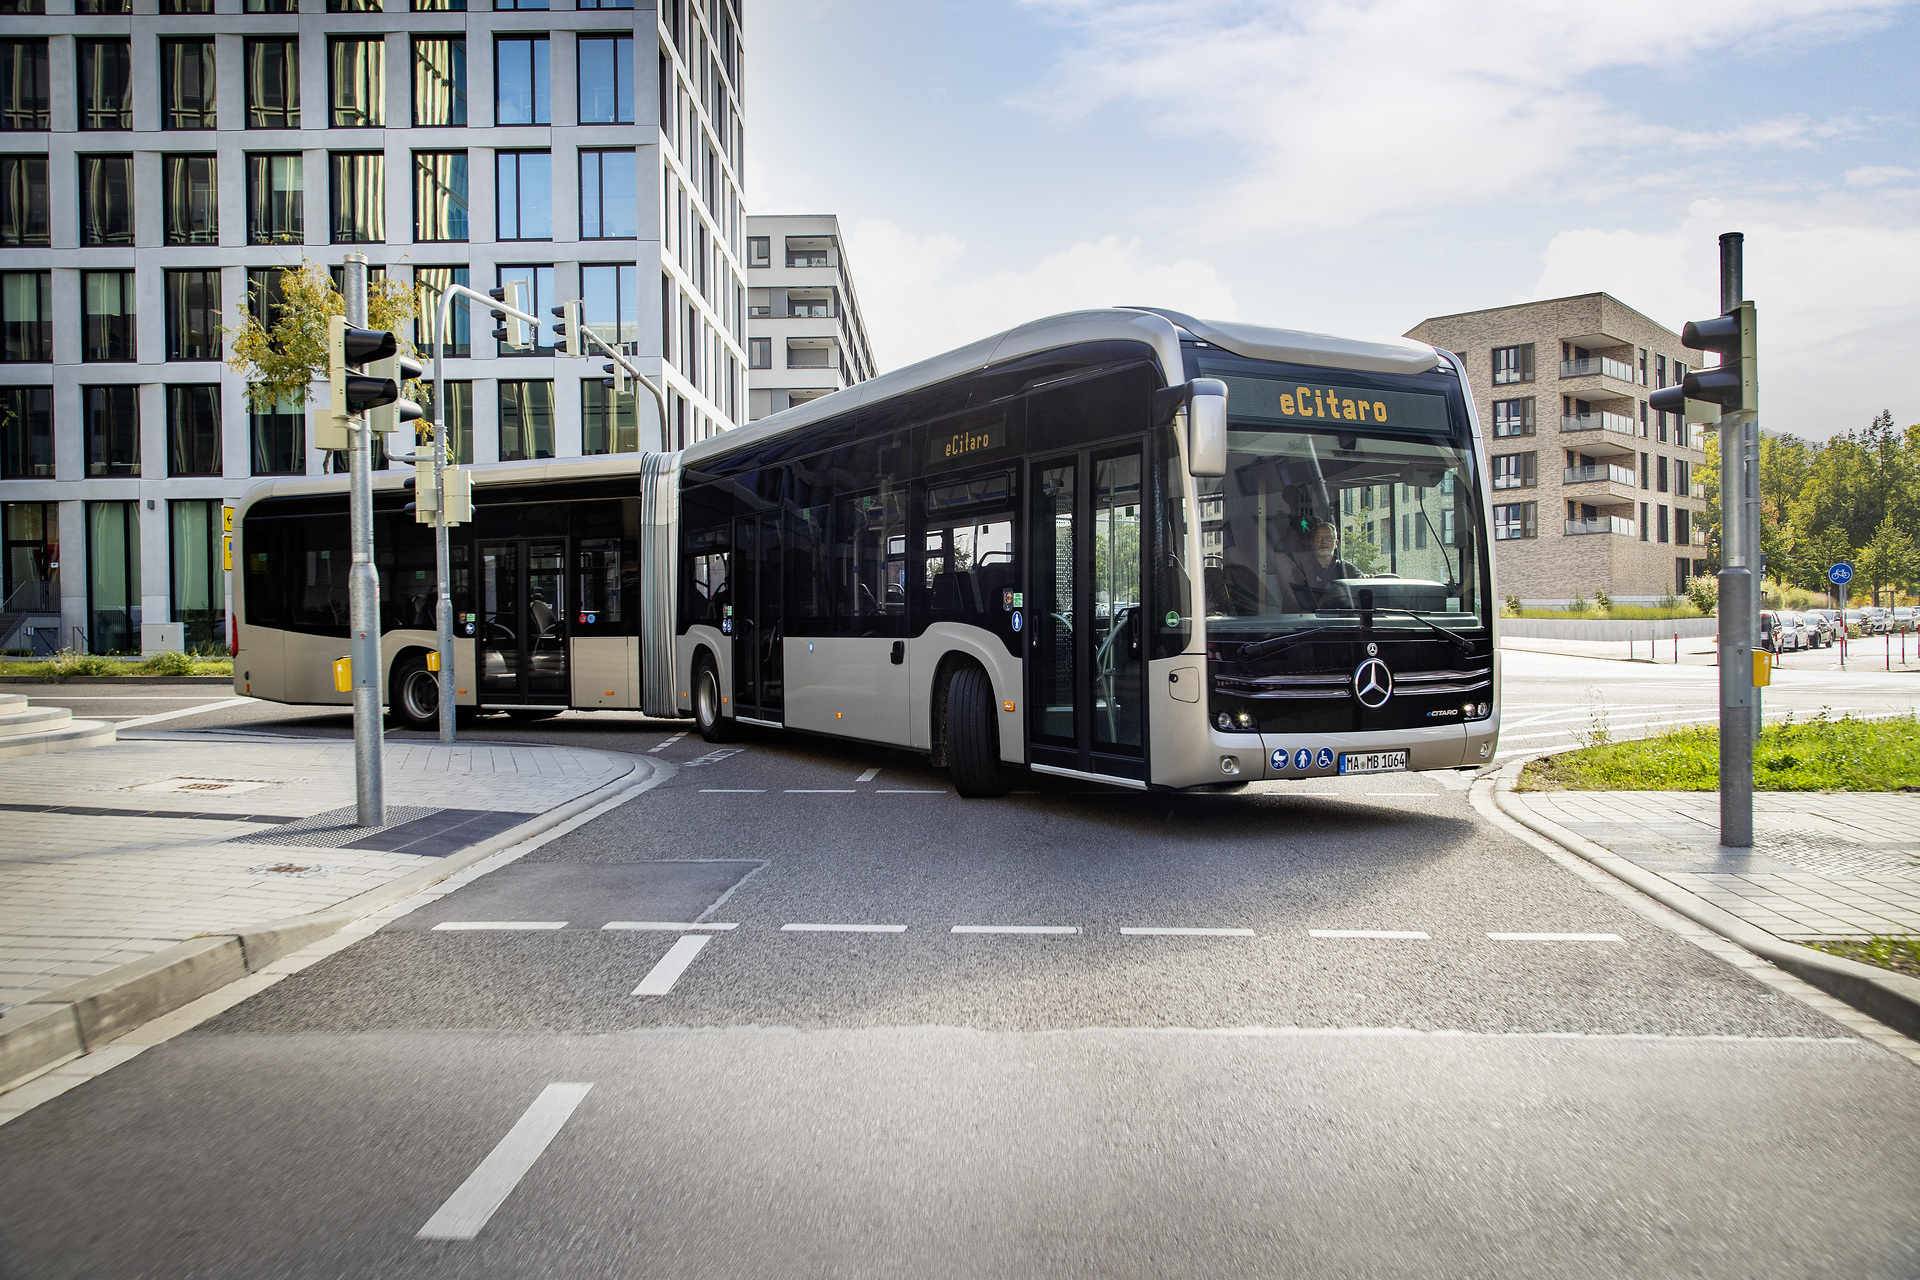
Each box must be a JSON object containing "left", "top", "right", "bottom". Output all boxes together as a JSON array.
[{"left": 1, "top": 651, "right": 1917, "bottom": 1278}]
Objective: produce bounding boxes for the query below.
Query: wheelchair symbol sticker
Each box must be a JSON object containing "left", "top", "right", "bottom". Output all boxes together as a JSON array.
[{"left": 1316, "top": 747, "right": 1334, "bottom": 769}]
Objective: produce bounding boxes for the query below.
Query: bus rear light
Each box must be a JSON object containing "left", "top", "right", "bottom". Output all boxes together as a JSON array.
[{"left": 230, "top": 617, "right": 239, "bottom": 657}]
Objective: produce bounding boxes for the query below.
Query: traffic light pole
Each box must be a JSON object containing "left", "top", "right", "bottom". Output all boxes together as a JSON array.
[
  {"left": 1713, "top": 233, "right": 1757, "bottom": 849},
  {"left": 576, "top": 323, "right": 670, "bottom": 432},
  {"left": 343, "top": 253, "right": 385, "bottom": 826}
]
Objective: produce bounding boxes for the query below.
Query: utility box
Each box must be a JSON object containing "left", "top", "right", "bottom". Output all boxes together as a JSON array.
[{"left": 142, "top": 622, "right": 185, "bottom": 654}]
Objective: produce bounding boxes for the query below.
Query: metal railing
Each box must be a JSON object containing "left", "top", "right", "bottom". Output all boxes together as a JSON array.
[
  {"left": 1565, "top": 516, "right": 1636, "bottom": 537},
  {"left": 1563, "top": 464, "right": 1635, "bottom": 485},
  {"left": 1560, "top": 356, "right": 1636, "bottom": 381},
  {"left": 1560, "top": 411, "right": 1636, "bottom": 437},
  {"left": 2, "top": 579, "right": 57, "bottom": 613}
]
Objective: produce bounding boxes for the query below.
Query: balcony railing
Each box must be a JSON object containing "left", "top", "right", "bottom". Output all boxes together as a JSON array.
[
  {"left": 1560, "top": 411, "right": 1636, "bottom": 438},
  {"left": 1565, "top": 516, "right": 1636, "bottom": 537},
  {"left": 1560, "top": 356, "right": 1635, "bottom": 381},
  {"left": 1690, "top": 528, "right": 1709, "bottom": 546},
  {"left": 1690, "top": 482, "right": 1707, "bottom": 499},
  {"left": 1564, "top": 464, "right": 1635, "bottom": 485},
  {"left": 786, "top": 254, "right": 830, "bottom": 268}
]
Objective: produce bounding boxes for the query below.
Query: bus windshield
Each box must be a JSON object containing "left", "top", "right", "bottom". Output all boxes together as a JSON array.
[{"left": 1194, "top": 362, "right": 1487, "bottom": 642}]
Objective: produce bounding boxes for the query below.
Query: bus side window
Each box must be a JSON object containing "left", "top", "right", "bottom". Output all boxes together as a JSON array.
[
  {"left": 834, "top": 490, "right": 905, "bottom": 632},
  {"left": 682, "top": 527, "right": 729, "bottom": 627}
]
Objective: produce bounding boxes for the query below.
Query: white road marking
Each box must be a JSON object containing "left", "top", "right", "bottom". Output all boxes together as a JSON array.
[
  {"left": 951, "top": 925, "right": 1078, "bottom": 935},
  {"left": 1310, "top": 929, "right": 1431, "bottom": 939},
  {"left": 632, "top": 933, "right": 712, "bottom": 995},
  {"left": 1119, "top": 927, "right": 1255, "bottom": 937},
  {"left": 781, "top": 923, "right": 907, "bottom": 933},
  {"left": 876, "top": 789, "right": 945, "bottom": 794},
  {"left": 1365, "top": 791, "right": 1433, "bottom": 797},
  {"left": 431, "top": 921, "right": 567, "bottom": 931},
  {"left": 856, "top": 766, "right": 880, "bottom": 782},
  {"left": 114, "top": 697, "right": 255, "bottom": 729},
  {"left": 698, "top": 788, "right": 765, "bottom": 793},
  {"left": 1488, "top": 932, "right": 1625, "bottom": 942},
  {"left": 34, "top": 695, "right": 241, "bottom": 700},
  {"left": 415, "top": 1082, "right": 594, "bottom": 1241},
  {"left": 785, "top": 788, "right": 857, "bottom": 793},
  {"left": 602, "top": 921, "right": 737, "bottom": 931},
  {"left": 648, "top": 732, "right": 688, "bottom": 753}
]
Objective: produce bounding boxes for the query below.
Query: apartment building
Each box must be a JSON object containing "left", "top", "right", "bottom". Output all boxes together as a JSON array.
[
  {"left": 1406, "top": 293, "right": 1710, "bottom": 606},
  {"left": 0, "top": 0, "right": 746, "bottom": 654},
  {"left": 744, "top": 213, "right": 875, "bottom": 421}
]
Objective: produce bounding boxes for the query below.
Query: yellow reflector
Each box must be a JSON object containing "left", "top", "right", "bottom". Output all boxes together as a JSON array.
[
  {"left": 332, "top": 657, "right": 351, "bottom": 692},
  {"left": 426, "top": 651, "right": 440, "bottom": 672},
  {"left": 835, "top": 711, "right": 843, "bottom": 719},
  {"left": 1753, "top": 650, "right": 1772, "bottom": 687},
  {"left": 1002, "top": 701, "right": 1016, "bottom": 713}
]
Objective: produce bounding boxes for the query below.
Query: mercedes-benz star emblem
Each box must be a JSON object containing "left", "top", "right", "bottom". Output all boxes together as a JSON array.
[{"left": 1353, "top": 658, "right": 1393, "bottom": 709}]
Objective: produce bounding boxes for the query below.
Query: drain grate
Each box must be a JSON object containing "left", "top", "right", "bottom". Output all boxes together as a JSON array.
[
  {"left": 127, "top": 777, "right": 278, "bottom": 796},
  {"left": 1755, "top": 831, "right": 1920, "bottom": 878}
]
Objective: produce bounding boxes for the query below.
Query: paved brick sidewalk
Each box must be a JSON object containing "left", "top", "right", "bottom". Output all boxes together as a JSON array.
[
  {"left": 1512, "top": 789, "right": 1920, "bottom": 941},
  {"left": 0, "top": 730, "right": 635, "bottom": 1010}
]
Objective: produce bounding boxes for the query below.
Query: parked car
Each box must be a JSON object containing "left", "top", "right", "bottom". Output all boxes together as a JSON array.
[
  {"left": 1895, "top": 606, "right": 1917, "bottom": 633},
  {"left": 1800, "top": 610, "right": 1836, "bottom": 647},
  {"left": 1863, "top": 607, "right": 1892, "bottom": 634},
  {"left": 1760, "top": 610, "right": 1803, "bottom": 654},
  {"left": 1842, "top": 608, "right": 1869, "bottom": 635}
]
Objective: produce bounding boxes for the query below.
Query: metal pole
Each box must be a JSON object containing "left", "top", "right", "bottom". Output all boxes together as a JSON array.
[
  {"left": 1716, "top": 231, "right": 1752, "bottom": 849},
  {"left": 343, "top": 253, "right": 385, "bottom": 826},
  {"left": 433, "top": 283, "right": 457, "bottom": 743}
]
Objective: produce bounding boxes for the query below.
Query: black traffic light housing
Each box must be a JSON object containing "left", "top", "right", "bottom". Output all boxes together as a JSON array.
[{"left": 1651, "top": 301, "right": 1756, "bottom": 419}]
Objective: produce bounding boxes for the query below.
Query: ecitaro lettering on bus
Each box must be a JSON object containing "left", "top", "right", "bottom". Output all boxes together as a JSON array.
[{"left": 1279, "top": 386, "right": 1390, "bottom": 423}]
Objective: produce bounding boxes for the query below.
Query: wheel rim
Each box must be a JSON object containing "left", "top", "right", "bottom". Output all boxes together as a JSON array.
[
  {"left": 403, "top": 668, "right": 438, "bottom": 721},
  {"left": 697, "top": 668, "right": 718, "bottom": 726}
]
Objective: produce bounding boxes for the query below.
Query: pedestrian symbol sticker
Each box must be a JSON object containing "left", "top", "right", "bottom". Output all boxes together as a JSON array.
[
  {"left": 1294, "top": 748, "right": 1311, "bottom": 769},
  {"left": 1011, "top": 610, "right": 1023, "bottom": 632}
]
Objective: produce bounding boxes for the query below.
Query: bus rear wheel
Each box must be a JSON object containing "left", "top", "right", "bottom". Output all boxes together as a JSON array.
[
  {"left": 693, "top": 656, "right": 739, "bottom": 743},
  {"left": 390, "top": 655, "right": 440, "bottom": 732},
  {"left": 947, "top": 665, "right": 1012, "bottom": 798}
]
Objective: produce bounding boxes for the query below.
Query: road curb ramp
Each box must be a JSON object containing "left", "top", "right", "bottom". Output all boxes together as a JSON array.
[
  {"left": 0, "top": 750, "right": 657, "bottom": 1094},
  {"left": 1489, "top": 759, "right": 1920, "bottom": 1043}
]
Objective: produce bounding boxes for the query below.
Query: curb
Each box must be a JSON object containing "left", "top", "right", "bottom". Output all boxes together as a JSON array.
[
  {"left": 1488, "top": 757, "right": 1920, "bottom": 1042},
  {"left": 0, "top": 751, "right": 659, "bottom": 1093},
  {"left": 0, "top": 675, "right": 236, "bottom": 685}
]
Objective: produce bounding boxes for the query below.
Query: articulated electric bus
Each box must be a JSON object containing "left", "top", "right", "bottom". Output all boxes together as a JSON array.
[{"left": 233, "top": 307, "right": 1499, "bottom": 795}]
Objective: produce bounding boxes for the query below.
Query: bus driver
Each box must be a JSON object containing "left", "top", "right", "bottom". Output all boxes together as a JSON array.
[{"left": 1287, "top": 520, "right": 1357, "bottom": 612}]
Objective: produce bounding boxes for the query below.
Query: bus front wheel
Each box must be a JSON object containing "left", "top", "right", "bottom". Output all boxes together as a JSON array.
[
  {"left": 947, "top": 665, "right": 1012, "bottom": 798},
  {"left": 390, "top": 654, "right": 440, "bottom": 732},
  {"left": 693, "top": 656, "right": 739, "bottom": 743}
]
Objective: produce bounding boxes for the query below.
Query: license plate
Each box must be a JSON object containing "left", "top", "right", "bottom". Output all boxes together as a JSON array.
[{"left": 1339, "top": 751, "right": 1408, "bottom": 776}]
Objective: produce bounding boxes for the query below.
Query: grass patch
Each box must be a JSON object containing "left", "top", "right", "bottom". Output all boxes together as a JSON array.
[
  {"left": 1507, "top": 605, "right": 1705, "bottom": 620},
  {"left": 1802, "top": 936, "right": 1920, "bottom": 979},
  {"left": 0, "top": 650, "right": 232, "bottom": 680},
  {"left": 1518, "top": 711, "right": 1920, "bottom": 792}
]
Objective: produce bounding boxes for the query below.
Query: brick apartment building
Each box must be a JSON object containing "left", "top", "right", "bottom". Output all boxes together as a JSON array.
[{"left": 1407, "top": 293, "right": 1711, "bottom": 605}]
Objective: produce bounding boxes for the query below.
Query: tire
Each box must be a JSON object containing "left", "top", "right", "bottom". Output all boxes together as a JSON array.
[
  {"left": 947, "top": 664, "right": 1012, "bottom": 798},
  {"left": 389, "top": 654, "right": 440, "bottom": 731},
  {"left": 693, "top": 654, "right": 739, "bottom": 743}
]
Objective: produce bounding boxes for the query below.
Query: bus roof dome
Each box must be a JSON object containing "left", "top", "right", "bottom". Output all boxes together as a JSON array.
[{"left": 1121, "top": 307, "right": 1441, "bottom": 375}]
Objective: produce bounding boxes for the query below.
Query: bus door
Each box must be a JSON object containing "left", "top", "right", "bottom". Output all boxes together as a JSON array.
[
  {"left": 731, "top": 513, "right": 783, "bottom": 721},
  {"left": 478, "top": 538, "right": 569, "bottom": 705},
  {"left": 1027, "top": 446, "right": 1147, "bottom": 781}
]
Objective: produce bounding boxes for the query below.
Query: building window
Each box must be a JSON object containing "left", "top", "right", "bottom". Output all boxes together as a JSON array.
[
  {"left": 1491, "top": 453, "right": 1535, "bottom": 490},
  {"left": 413, "top": 265, "right": 469, "bottom": 358},
  {"left": 82, "top": 270, "right": 135, "bottom": 362},
  {"left": 165, "top": 270, "right": 221, "bottom": 361},
  {"left": 748, "top": 336, "right": 769, "bottom": 369},
  {"left": 1493, "top": 502, "right": 1536, "bottom": 540},
  {"left": 246, "top": 38, "right": 300, "bottom": 129},
  {"left": 1639, "top": 400, "right": 1649, "bottom": 438},
  {"left": 496, "top": 0, "right": 547, "bottom": 10},
  {"left": 77, "top": 0, "right": 130, "bottom": 12},
  {"left": 79, "top": 154, "right": 133, "bottom": 246},
  {"left": 416, "top": 379, "right": 471, "bottom": 462},
  {"left": 83, "top": 384, "right": 138, "bottom": 476},
  {"left": 580, "top": 263, "right": 637, "bottom": 354},
  {"left": 495, "top": 151, "right": 551, "bottom": 240},
  {"left": 329, "top": 37, "right": 385, "bottom": 128},
  {"left": 163, "top": 155, "right": 218, "bottom": 245},
  {"left": 1, "top": 502, "right": 58, "bottom": 615},
  {"left": 0, "top": 385, "right": 52, "bottom": 478},
  {"left": 327, "top": 0, "right": 381, "bottom": 11},
  {"left": 247, "top": 153, "right": 304, "bottom": 244},
  {"left": 330, "top": 152, "right": 384, "bottom": 243},
  {"left": 244, "top": 0, "right": 297, "bottom": 12},
  {"left": 166, "top": 384, "right": 221, "bottom": 475},
  {"left": 77, "top": 39, "right": 131, "bottom": 131},
  {"left": 86, "top": 500, "right": 139, "bottom": 654},
  {"left": 0, "top": 0, "right": 43, "bottom": 12},
  {"left": 1676, "top": 508, "right": 1691, "bottom": 547},
  {"left": 1657, "top": 504, "right": 1669, "bottom": 544},
  {"left": 1640, "top": 452, "right": 1649, "bottom": 489},
  {"left": 1655, "top": 354, "right": 1668, "bottom": 389},
  {"left": 160, "top": 0, "right": 215, "bottom": 12},
  {"left": 0, "top": 40, "right": 49, "bottom": 131},
  {"left": 246, "top": 266, "right": 288, "bottom": 330},
  {"left": 581, "top": 378, "right": 636, "bottom": 454},
  {"left": 746, "top": 235, "right": 769, "bottom": 268},
  {"left": 161, "top": 38, "right": 216, "bottom": 130},
  {"left": 1675, "top": 459, "right": 1690, "bottom": 496},
  {"left": 577, "top": 0, "right": 632, "bottom": 9},
  {"left": 495, "top": 37, "right": 550, "bottom": 126},
  {"left": 1639, "top": 501, "right": 1649, "bottom": 541},
  {"left": 1490, "top": 397, "right": 1533, "bottom": 438},
  {"left": 0, "top": 153, "right": 47, "bottom": 246},
  {"left": 579, "top": 149, "right": 635, "bottom": 239},
  {"left": 498, "top": 380, "right": 554, "bottom": 461},
  {"left": 412, "top": 37, "right": 465, "bottom": 127},
  {"left": 412, "top": 0, "right": 467, "bottom": 11},
  {"left": 1491, "top": 344, "right": 1532, "bottom": 386},
  {"left": 1655, "top": 454, "right": 1669, "bottom": 493},
  {"left": 169, "top": 499, "right": 225, "bottom": 650},
  {"left": 577, "top": 36, "right": 633, "bottom": 124},
  {"left": 495, "top": 265, "right": 552, "bottom": 355},
  {"left": 1, "top": 271, "right": 50, "bottom": 363},
  {"left": 249, "top": 394, "right": 303, "bottom": 475},
  {"left": 413, "top": 151, "right": 467, "bottom": 242}
]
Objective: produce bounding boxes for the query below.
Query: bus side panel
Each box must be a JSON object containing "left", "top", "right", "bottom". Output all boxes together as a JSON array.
[
  {"left": 1147, "top": 653, "right": 1217, "bottom": 788},
  {"left": 235, "top": 628, "right": 283, "bottom": 702},
  {"left": 909, "top": 624, "right": 1024, "bottom": 765},
  {"left": 677, "top": 624, "right": 730, "bottom": 717},
  {"left": 786, "top": 636, "right": 909, "bottom": 744},
  {"left": 571, "top": 635, "right": 637, "bottom": 708},
  {"left": 282, "top": 628, "right": 353, "bottom": 706}
]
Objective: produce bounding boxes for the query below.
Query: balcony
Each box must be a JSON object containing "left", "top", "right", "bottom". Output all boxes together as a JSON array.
[
  {"left": 1558, "top": 411, "right": 1637, "bottom": 456},
  {"left": 1564, "top": 463, "right": 1635, "bottom": 486},
  {"left": 786, "top": 254, "right": 830, "bottom": 268},
  {"left": 1690, "top": 481, "right": 1707, "bottom": 499},
  {"left": 1565, "top": 516, "right": 1636, "bottom": 537},
  {"left": 1560, "top": 355, "right": 1635, "bottom": 381}
]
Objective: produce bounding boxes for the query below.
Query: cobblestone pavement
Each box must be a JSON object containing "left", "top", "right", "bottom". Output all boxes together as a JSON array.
[
  {"left": 1512, "top": 789, "right": 1920, "bottom": 941},
  {"left": 0, "top": 730, "right": 634, "bottom": 1010}
]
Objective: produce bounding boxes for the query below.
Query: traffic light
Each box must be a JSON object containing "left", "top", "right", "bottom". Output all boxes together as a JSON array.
[
  {"left": 488, "top": 281, "right": 530, "bottom": 349},
  {"left": 317, "top": 316, "right": 407, "bottom": 448},
  {"left": 551, "top": 300, "right": 583, "bottom": 358},
  {"left": 1651, "top": 301, "right": 1756, "bottom": 422},
  {"left": 369, "top": 350, "right": 425, "bottom": 437},
  {"left": 411, "top": 457, "right": 470, "bottom": 525},
  {"left": 601, "top": 361, "right": 632, "bottom": 396}
]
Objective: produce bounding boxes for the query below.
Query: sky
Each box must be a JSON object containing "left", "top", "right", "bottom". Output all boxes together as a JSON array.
[{"left": 742, "top": 0, "right": 1920, "bottom": 441}]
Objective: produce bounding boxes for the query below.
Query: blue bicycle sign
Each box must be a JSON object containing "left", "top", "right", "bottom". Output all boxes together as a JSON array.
[{"left": 1829, "top": 562, "right": 1854, "bottom": 586}]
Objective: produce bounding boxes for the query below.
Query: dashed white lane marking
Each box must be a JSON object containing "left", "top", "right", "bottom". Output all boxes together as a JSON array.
[
  {"left": 856, "top": 766, "right": 880, "bottom": 782},
  {"left": 876, "top": 789, "right": 944, "bottom": 794},
  {"left": 699, "top": 788, "right": 765, "bottom": 793},
  {"left": 951, "top": 925, "right": 1079, "bottom": 935},
  {"left": 1311, "top": 929, "right": 1431, "bottom": 939},
  {"left": 785, "top": 788, "right": 857, "bottom": 794},
  {"left": 416, "top": 1082, "right": 594, "bottom": 1241},
  {"left": 1365, "top": 792, "right": 1433, "bottom": 797},
  {"left": 632, "top": 934, "right": 712, "bottom": 995},
  {"left": 1284, "top": 791, "right": 1341, "bottom": 797},
  {"left": 648, "top": 732, "right": 688, "bottom": 754},
  {"left": 782, "top": 923, "right": 907, "bottom": 933},
  {"left": 431, "top": 921, "right": 567, "bottom": 931},
  {"left": 602, "top": 921, "right": 737, "bottom": 931},
  {"left": 1488, "top": 932, "right": 1625, "bottom": 942},
  {"left": 1119, "top": 927, "right": 1255, "bottom": 937}
]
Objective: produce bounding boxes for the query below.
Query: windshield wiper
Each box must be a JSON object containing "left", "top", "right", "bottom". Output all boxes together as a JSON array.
[
  {"left": 1339, "top": 606, "right": 1477, "bottom": 655},
  {"left": 1234, "top": 625, "right": 1344, "bottom": 661}
]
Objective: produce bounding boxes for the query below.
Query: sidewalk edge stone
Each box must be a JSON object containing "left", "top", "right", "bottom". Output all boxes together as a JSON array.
[
  {"left": 0, "top": 1003, "right": 83, "bottom": 1094},
  {"left": 1490, "top": 759, "right": 1920, "bottom": 1042}
]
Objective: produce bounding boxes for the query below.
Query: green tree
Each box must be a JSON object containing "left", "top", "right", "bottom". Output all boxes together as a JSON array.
[
  {"left": 1856, "top": 517, "right": 1918, "bottom": 609},
  {"left": 225, "top": 260, "right": 419, "bottom": 415}
]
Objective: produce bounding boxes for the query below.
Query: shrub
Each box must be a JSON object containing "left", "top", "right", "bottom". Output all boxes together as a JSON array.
[
  {"left": 43, "top": 650, "right": 119, "bottom": 681},
  {"left": 1568, "top": 593, "right": 1588, "bottom": 613},
  {"left": 1503, "top": 595, "right": 1522, "bottom": 617},
  {"left": 1685, "top": 575, "right": 1718, "bottom": 615},
  {"left": 134, "top": 650, "right": 198, "bottom": 676},
  {"left": 1593, "top": 589, "right": 1612, "bottom": 613}
]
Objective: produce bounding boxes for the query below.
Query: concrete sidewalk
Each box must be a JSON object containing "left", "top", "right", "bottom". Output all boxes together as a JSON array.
[{"left": 0, "top": 731, "right": 639, "bottom": 1011}]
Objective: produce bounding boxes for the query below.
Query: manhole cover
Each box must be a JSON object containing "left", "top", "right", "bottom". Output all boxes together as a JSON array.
[{"left": 129, "top": 777, "right": 276, "bottom": 796}]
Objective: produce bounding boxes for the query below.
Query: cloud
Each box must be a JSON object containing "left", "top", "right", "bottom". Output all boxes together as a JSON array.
[
  {"left": 844, "top": 220, "right": 1239, "bottom": 369},
  {"left": 1846, "top": 165, "right": 1917, "bottom": 186}
]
